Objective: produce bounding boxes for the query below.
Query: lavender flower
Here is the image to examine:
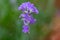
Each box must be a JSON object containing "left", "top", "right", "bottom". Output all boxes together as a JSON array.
[
  {"left": 18, "top": 2, "right": 39, "bottom": 33},
  {"left": 18, "top": 2, "right": 39, "bottom": 14},
  {"left": 20, "top": 13, "right": 36, "bottom": 24},
  {"left": 22, "top": 25, "right": 29, "bottom": 33}
]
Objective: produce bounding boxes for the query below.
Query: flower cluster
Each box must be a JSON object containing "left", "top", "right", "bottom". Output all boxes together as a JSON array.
[{"left": 18, "top": 2, "right": 39, "bottom": 33}]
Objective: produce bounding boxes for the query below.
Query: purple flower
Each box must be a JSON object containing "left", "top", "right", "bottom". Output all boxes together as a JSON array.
[
  {"left": 18, "top": 2, "right": 39, "bottom": 14},
  {"left": 18, "top": 2, "right": 39, "bottom": 33},
  {"left": 20, "top": 13, "right": 36, "bottom": 24},
  {"left": 22, "top": 25, "right": 29, "bottom": 33}
]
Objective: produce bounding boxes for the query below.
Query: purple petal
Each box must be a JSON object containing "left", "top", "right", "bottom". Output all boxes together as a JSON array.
[
  {"left": 32, "top": 7, "right": 39, "bottom": 14},
  {"left": 22, "top": 25, "right": 29, "bottom": 33},
  {"left": 30, "top": 18, "right": 36, "bottom": 24},
  {"left": 19, "top": 14, "right": 26, "bottom": 18}
]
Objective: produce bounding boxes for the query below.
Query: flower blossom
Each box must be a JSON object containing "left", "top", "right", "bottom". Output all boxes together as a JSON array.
[
  {"left": 18, "top": 2, "right": 39, "bottom": 33},
  {"left": 22, "top": 25, "right": 29, "bottom": 33},
  {"left": 18, "top": 2, "right": 39, "bottom": 14}
]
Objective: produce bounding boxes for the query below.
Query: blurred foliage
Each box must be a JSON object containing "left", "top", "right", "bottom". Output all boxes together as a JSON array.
[{"left": 0, "top": 0, "right": 55, "bottom": 40}]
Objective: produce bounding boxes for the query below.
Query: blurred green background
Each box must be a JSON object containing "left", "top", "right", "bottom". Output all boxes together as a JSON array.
[{"left": 0, "top": 0, "right": 55, "bottom": 40}]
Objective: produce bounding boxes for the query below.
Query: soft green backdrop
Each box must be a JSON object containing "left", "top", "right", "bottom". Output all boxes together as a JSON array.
[{"left": 0, "top": 0, "right": 55, "bottom": 40}]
